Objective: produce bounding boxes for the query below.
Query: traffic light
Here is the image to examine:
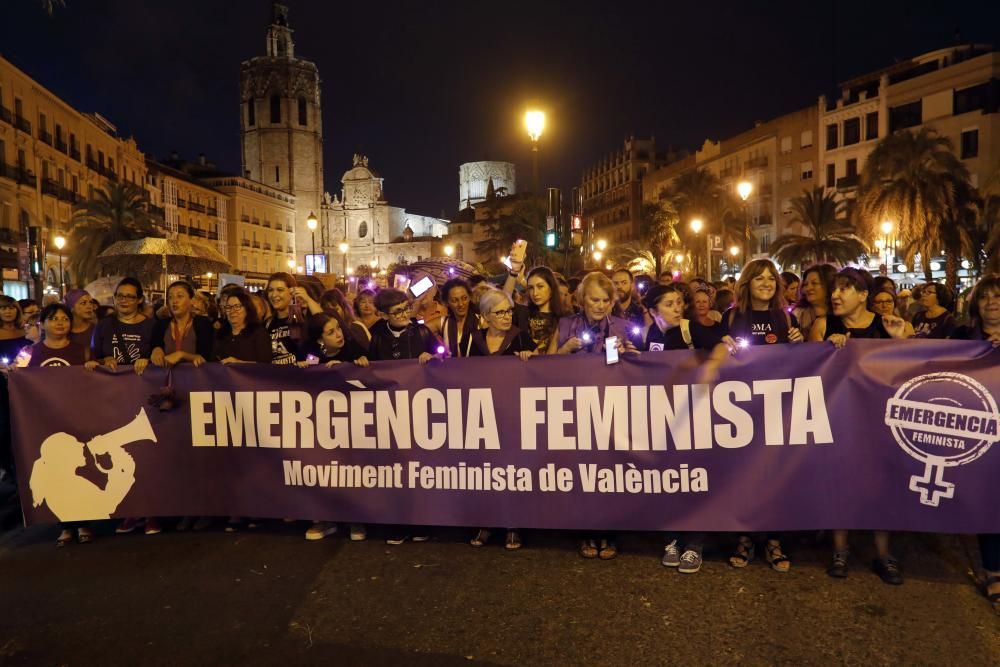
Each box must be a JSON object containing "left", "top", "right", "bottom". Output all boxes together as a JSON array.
[
  {"left": 545, "top": 231, "right": 557, "bottom": 248},
  {"left": 27, "top": 226, "right": 43, "bottom": 277}
]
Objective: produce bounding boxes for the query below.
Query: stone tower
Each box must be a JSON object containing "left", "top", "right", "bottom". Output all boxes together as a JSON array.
[{"left": 240, "top": 3, "right": 323, "bottom": 269}]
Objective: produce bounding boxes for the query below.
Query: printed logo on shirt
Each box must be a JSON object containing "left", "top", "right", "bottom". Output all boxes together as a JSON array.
[
  {"left": 39, "top": 357, "right": 70, "bottom": 367},
  {"left": 111, "top": 332, "right": 143, "bottom": 364},
  {"left": 764, "top": 333, "right": 778, "bottom": 344},
  {"left": 648, "top": 343, "right": 664, "bottom": 352}
]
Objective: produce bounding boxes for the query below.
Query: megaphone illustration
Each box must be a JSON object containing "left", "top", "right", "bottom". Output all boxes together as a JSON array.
[{"left": 86, "top": 408, "right": 157, "bottom": 473}]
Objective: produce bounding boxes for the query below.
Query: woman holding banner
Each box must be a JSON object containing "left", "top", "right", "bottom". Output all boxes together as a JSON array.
[
  {"left": 793, "top": 264, "right": 836, "bottom": 337},
  {"left": 723, "top": 259, "right": 801, "bottom": 574},
  {"left": 215, "top": 290, "right": 272, "bottom": 364},
  {"left": 557, "top": 272, "right": 634, "bottom": 560},
  {"left": 150, "top": 281, "right": 215, "bottom": 369},
  {"left": 811, "top": 267, "right": 909, "bottom": 585},
  {"left": 265, "top": 272, "right": 311, "bottom": 366},
  {"left": 429, "top": 278, "right": 480, "bottom": 358},
  {"left": 509, "top": 267, "right": 565, "bottom": 355},
  {"left": 948, "top": 274, "right": 1000, "bottom": 609}
]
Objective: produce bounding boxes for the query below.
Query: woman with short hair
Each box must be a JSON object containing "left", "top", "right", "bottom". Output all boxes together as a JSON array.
[
  {"left": 65, "top": 289, "right": 98, "bottom": 349},
  {"left": 214, "top": 290, "right": 272, "bottom": 364},
  {"left": 912, "top": 281, "right": 957, "bottom": 338},
  {"left": 871, "top": 287, "right": 914, "bottom": 338},
  {"left": 353, "top": 289, "right": 380, "bottom": 334},
  {"left": 150, "top": 281, "right": 215, "bottom": 369},
  {"left": 91, "top": 277, "right": 154, "bottom": 376},
  {"left": 265, "top": 272, "right": 310, "bottom": 365}
]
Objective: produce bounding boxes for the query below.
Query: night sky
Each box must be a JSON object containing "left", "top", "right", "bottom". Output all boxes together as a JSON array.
[{"left": 3, "top": 0, "right": 999, "bottom": 217}]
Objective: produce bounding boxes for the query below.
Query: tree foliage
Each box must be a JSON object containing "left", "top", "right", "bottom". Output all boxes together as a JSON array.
[{"left": 769, "top": 187, "right": 867, "bottom": 267}]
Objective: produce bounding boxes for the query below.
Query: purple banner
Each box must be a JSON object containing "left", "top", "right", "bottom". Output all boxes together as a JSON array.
[{"left": 10, "top": 340, "right": 1000, "bottom": 532}]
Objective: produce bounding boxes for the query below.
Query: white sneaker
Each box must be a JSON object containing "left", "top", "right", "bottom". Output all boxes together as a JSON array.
[
  {"left": 661, "top": 540, "right": 681, "bottom": 567},
  {"left": 305, "top": 521, "right": 337, "bottom": 541},
  {"left": 678, "top": 549, "right": 703, "bottom": 574},
  {"left": 349, "top": 524, "right": 367, "bottom": 541}
]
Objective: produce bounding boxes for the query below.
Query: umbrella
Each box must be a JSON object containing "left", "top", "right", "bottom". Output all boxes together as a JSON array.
[
  {"left": 96, "top": 238, "right": 231, "bottom": 281},
  {"left": 83, "top": 276, "right": 125, "bottom": 306},
  {"left": 403, "top": 257, "right": 477, "bottom": 285}
]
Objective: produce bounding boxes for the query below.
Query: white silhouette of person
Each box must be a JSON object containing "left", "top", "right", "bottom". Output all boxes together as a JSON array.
[{"left": 29, "top": 431, "right": 138, "bottom": 522}]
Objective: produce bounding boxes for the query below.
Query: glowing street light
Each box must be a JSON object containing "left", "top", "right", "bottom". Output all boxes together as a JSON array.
[
  {"left": 444, "top": 244, "right": 454, "bottom": 257},
  {"left": 287, "top": 258, "right": 295, "bottom": 269},
  {"left": 675, "top": 253, "right": 685, "bottom": 264},
  {"left": 737, "top": 181, "right": 753, "bottom": 201},
  {"left": 525, "top": 109, "right": 545, "bottom": 193},
  {"left": 690, "top": 218, "right": 703, "bottom": 234},
  {"left": 592, "top": 250, "right": 603, "bottom": 263},
  {"left": 880, "top": 220, "right": 894, "bottom": 236},
  {"left": 53, "top": 234, "right": 66, "bottom": 298},
  {"left": 338, "top": 241, "right": 349, "bottom": 277},
  {"left": 306, "top": 211, "right": 318, "bottom": 275},
  {"left": 596, "top": 238, "right": 607, "bottom": 251},
  {"left": 729, "top": 246, "right": 739, "bottom": 257}
]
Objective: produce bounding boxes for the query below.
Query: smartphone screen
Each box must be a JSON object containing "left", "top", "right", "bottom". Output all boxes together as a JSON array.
[
  {"left": 409, "top": 276, "right": 434, "bottom": 298},
  {"left": 605, "top": 336, "right": 619, "bottom": 365},
  {"left": 510, "top": 239, "right": 528, "bottom": 263}
]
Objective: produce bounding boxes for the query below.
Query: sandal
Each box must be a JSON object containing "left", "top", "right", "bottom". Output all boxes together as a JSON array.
[
  {"left": 77, "top": 527, "right": 93, "bottom": 544},
  {"left": 580, "top": 539, "right": 599, "bottom": 559},
  {"left": 598, "top": 539, "right": 618, "bottom": 560},
  {"left": 56, "top": 529, "right": 73, "bottom": 547},
  {"left": 729, "top": 536, "right": 755, "bottom": 568},
  {"left": 505, "top": 530, "right": 522, "bottom": 551},
  {"left": 985, "top": 575, "right": 1000, "bottom": 615},
  {"left": 765, "top": 540, "right": 791, "bottom": 573},
  {"left": 470, "top": 529, "right": 491, "bottom": 547}
]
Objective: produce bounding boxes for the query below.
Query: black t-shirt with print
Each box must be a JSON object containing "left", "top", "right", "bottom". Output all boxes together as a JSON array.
[
  {"left": 722, "top": 308, "right": 798, "bottom": 345},
  {"left": 268, "top": 316, "right": 304, "bottom": 365}
]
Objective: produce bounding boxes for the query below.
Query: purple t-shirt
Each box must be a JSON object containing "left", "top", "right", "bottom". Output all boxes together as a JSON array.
[{"left": 27, "top": 340, "right": 87, "bottom": 367}]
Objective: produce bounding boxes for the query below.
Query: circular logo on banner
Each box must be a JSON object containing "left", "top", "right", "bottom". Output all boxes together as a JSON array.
[{"left": 884, "top": 372, "right": 1000, "bottom": 506}]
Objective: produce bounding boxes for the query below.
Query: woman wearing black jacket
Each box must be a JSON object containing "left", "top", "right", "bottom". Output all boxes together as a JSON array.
[
  {"left": 469, "top": 289, "right": 536, "bottom": 359},
  {"left": 151, "top": 281, "right": 215, "bottom": 367}
]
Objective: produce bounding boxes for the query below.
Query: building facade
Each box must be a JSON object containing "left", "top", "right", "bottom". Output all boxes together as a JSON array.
[
  {"left": 321, "top": 154, "right": 449, "bottom": 273},
  {"left": 0, "top": 54, "right": 148, "bottom": 297},
  {"left": 580, "top": 137, "right": 668, "bottom": 244},
  {"left": 239, "top": 3, "right": 323, "bottom": 271}
]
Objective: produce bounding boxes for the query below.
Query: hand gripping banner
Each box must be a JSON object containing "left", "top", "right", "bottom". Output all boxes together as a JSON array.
[{"left": 10, "top": 340, "right": 1000, "bottom": 532}]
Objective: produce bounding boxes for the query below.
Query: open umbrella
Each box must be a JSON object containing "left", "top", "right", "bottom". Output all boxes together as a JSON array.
[
  {"left": 404, "top": 257, "right": 477, "bottom": 285},
  {"left": 96, "top": 238, "right": 231, "bottom": 286},
  {"left": 83, "top": 276, "right": 125, "bottom": 306}
]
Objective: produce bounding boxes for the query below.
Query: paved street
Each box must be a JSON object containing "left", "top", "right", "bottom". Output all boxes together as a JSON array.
[{"left": 1, "top": 520, "right": 997, "bottom": 666}]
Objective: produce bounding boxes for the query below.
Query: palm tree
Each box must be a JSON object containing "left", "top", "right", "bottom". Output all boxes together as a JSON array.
[
  {"left": 663, "top": 168, "right": 742, "bottom": 274},
  {"left": 68, "top": 182, "right": 164, "bottom": 286},
  {"left": 637, "top": 200, "right": 680, "bottom": 276},
  {"left": 976, "top": 164, "right": 1000, "bottom": 275},
  {"left": 473, "top": 197, "right": 553, "bottom": 270},
  {"left": 856, "top": 127, "right": 978, "bottom": 288},
  {"left": 769, "top": 187, "right": 867, "bottom": 267}
]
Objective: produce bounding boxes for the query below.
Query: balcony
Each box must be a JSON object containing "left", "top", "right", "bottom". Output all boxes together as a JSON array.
[
  {"left": 188, "top": 201, "right": 206, "bottom": 213},
  {"left": 207, "top": 207, "right": 218, "bottom": 216},
  {"left": 241, "top": 239, "right": 251, "bottom": 247},
  {"left": 69, "top": 146, "right": 80, "bottom": 161},
  {"left": 148, "top": 204, "right": 165, "bottom": 218},
  {"left": 5, "top": 165, "right": 37, "bottom": 188},
  {"left": 240, "top": 214, "right": 250, "bottom": 222},
  {"left": 14, "top": 115, "right": 31, "bottom": 134},
  {"left": 39, "top": 129, "right": 53, "bottom": 145},
  {"left": 55, "top": 137, "right": 67, "bottom": 153},
  {"left": 262, "top": 220, "right": 271, "bottom": 228},
  {"left": 252, "top": 241, "right": 261, "bottom": 249},
  {"left": 208, "top": 231, "right": 219, "bottom": 240},
  {"left": 836, "top": 174, "right": 859, "bottom": 189},
  {"left": 745, "top": 156, "right": 769, "bottom": 170},
  {"left": 263, "top": 242, "right": 271, "bottom": 250},
  {"left": 176, "top": 198, "right": 187, "bottom": 208},
  {"left": 251, "top": 217, "right": 260, "bottom": 225},
  {"left": 755, "top": 214, "right": 774, "bottom": 227},
  {"left": 42, "top": 179, "right": 77, "bottom": 202},
  {"left": 0, "top": 106, "right": 11, "bottom": 125},
  {"left": 276, "top": 245, "right": 283, "bottom": 253},
  {"left": 178, "top": 225, "right": 189, "bottom": 234}
]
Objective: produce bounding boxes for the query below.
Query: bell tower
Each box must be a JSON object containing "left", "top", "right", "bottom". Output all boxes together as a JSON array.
[{"left": 240, "top": 2, "right": 324, "bottom": 269}]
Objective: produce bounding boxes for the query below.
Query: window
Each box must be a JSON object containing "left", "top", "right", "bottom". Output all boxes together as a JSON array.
[
  {"left": 274, "top": 165, "right": 280, "bottom": 183},
  {"left": 781, "top": 165, "right": 793, "bottom": 183},
  {"left": 865, "top": 112, "right": 879, "bottom": 140},
  {"left": 298, "top": 97, "right": 307, "bottom": 126},
  {"left": 270, "top": 95, "right": 281, "bottom": 123},
  {"left": 826, "top": 123, "right": 838, "bottom": 150},
  {"left": 14, "top": 98, "right": 23, "bottom": 119},
  {"left": 843, "top": 118, "right": 861, "bottom": 146},
  {"left": 826, "top": 164, "right": 836, "bottom": 187},
  {"left": 38, "top": 112, "right": 47, "bottom": 132},
  {"left": 846, "top": 159, "right": 858, "bottom": 179},
  {"left": 17, "top": 149, "right": 26, "bottom": 169},
  {"left": 247, "top": 98, "right": 255, "bottom": 126},
  {"left": 800, "top": 161, "right": 813, "bottom": 180},
  {"left": 780, "top": 137, "right": 792, "bottom": 154},
  {"left": 759, "top": 233, "right": 771, "bottom": 254},
  {"left": 961, "top": 129, "right": 979, "bottom": 159},
  {"left": 954, "top": 82, "right": 989, "bottom": 116},
  {"left": 358, "top": 220, "right": 368, "bottom": 238},
  {"left": 800, "top": 130, "right": 813, "bottom": 148},
  {"left": 72, "top": 175, "right": 78, "bottom": 193},
  {"left": 889, "top": 100, "right": 922, "bottom": 132},
  {"left": 108, "top": 157, "right": 115, "bottom": 174},
  {"left": 98, "top": 150, "right": 105, "bottom": 168}
]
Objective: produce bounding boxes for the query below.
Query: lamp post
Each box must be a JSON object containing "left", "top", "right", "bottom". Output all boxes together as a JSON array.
[
  {"left": 690, "top": 218, "right": 703, "bottom": 277},
  {"left": 729, "top": 245, "right": 740, "bottom": 276},
  {"left": 525, "top": 110, "right": 545, "bottom": 194},
  {"left": 880, "top": 220, "right": 894, "bottom": 274},
  {"left": 444, "top": 244, "right": 454, "bottom": 258},
  {"left": 338, "top": 241, "right": 349, "bottom": 279},
  {"left": 306, "top": 211, "right": 318, "bottom": 274},
  {"left": 53, "top": 234, "right": 66, "bottom": 298},
  {"left": 737, "top": 180, "right": 753, "bottom": 263},
  {"left": 206, "top": 271, "right": 213, "bottom": 294}
]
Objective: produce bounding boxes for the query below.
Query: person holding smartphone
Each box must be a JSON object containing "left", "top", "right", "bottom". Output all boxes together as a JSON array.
[
  {"left": 555, "top": 272, "right": 634, "bottom": 560},
  {"left": 265, "top": 272, "right": 310, "bottom": 365}
]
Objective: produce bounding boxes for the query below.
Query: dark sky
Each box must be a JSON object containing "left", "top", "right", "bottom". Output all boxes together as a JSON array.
[{"left": 3, "top": 0, "right": 998, "bottom": 217}]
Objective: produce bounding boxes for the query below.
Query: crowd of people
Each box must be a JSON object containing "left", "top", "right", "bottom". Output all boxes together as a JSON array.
[{"left": 0, "top": 251, "right": 998, "bottom": 607}]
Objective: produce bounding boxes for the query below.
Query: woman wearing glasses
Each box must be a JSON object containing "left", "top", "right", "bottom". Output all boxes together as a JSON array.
[
  {"left": 90, "top": 277, "right": 154, "bottom": 376},
  {"left": 469, "top": 289, "right": 535, "bottom": 359},
  {"left": 214, "top": 289, "right": 272, "bottom": 364},
  {"left": 367, "top": 289, "right": 439, "bottom": 364},
  {"left": 871, "top": 287, "right": 914, "bottom": 338}
]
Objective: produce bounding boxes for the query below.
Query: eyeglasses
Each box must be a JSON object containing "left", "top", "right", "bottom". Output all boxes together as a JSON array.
[
  {"left": 388, "top": 305, "right": 411, "bottom": 316},
  {"left": 115, "top": 293, "right": 139, "bottom": 301},
  {"left": 223, "top": 304, "right": 245, "bottom": 312},
  {"left": 872, "top": 299, "right": 895, "bottom": 306},
  {"left": 490, "top": 308, "right": 514, "bottom": 318}
]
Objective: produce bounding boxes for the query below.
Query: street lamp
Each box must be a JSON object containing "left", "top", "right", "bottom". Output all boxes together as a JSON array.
[
  {"left": 729, "top": 245, "right": 740, "bottom": 274},
  {"left": 338, "top": 241, "right": 349, "bottom": 278},
  {"left": 737, "top": 181, "right": 753, "bottom": 263},
  {"left": 53, "top": 234, "right": 66, "bottom": 298},
  {"left": 595, "top": 238, "right": 607, "bottom": 252},
  {"left": 444, "top": 244, "right": 454, "bottom": 257},
  {"left": 592, "top": 250, "right": 603, "bottom": 263},
  {"left": 737, "top": 181, "right": 753, "bottom": 201},
  {"left": 306, "top": 211, "right": 318, "bottom": 274},
  {"left": 880, "top": 220, "right": 894, "bottom": 273},
  {"left": 206, "top": 271, "right": 213, "bottom": 292},
  {"left": 525, "top": 110, "right": 545, "bottom": 193},
  {"left": 690, "top": 218, "right": 704, "bottom": 277},
  {"left": 287, "top": 258, "right": 295, "bottom": 270}
]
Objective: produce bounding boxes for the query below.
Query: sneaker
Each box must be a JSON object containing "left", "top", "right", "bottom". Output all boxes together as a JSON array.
[
  {"left": 192, "top": 516, "right": 213, "bottom": 531},
  {"left": 678, "top": 549, "right": 703, "bottom": 574},
  {"left": 827, "top": 550, "right": 850, "bottom": 578},
  {"left": 661, "top": 540, "right": 681, "bottom": 567},
  {"left": 873, "top": 556, "right": 903, "bottom": 585},
  {"left": 144, "top": 518, "right": 162, "bottom": 535},
  {"left": 386, "top": 534, "right": 409, "bottom": 545},
  {"left": 115, "top": 517, "right": 141, "bottom": 534},
  {"left": 412, "top": 534, "right": 430, "bottom": 543},
  {"left": 305, "top": 521, "right": 337, "bottom": 541},
  {"left": 349, "top": 524, "right": 367, "bottom": 541}
]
